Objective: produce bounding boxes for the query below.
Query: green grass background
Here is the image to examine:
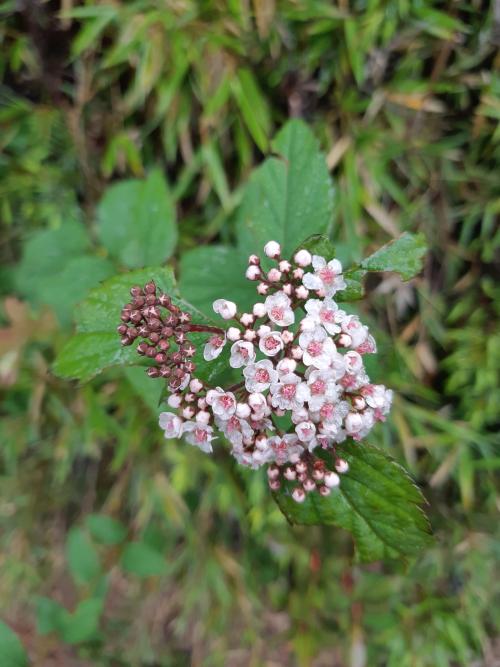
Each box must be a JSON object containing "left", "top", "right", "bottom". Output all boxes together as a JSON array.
[{"left": 0, "top": 2, "right": 499, "bottom": 665}]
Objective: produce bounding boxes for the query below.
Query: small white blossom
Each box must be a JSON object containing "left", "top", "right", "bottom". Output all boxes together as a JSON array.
[
  {"left": 303, "top": 255, "right": 346, "bottom": 296},
  {"left": 268, "top": 434, "right": 303, "bottom": 465},
  {"left": 206, "top": 388, "right": 237, "bottom": 419},
  {"left": 305, "top": 369, "right": 340, "bottom": 411},
  {"left": 264, "top": 240, "right": 281, "bottom": 258},
  {"left": 259, "top": 330, "right": 284, "bottom": 357},
  {"left": 183, "top": 422, "right": 215, "bottom": 453},
  {"left": 230, "top": 340, "right": 255, "bottom": 368},
  {"left": 304, "top": 298, "right": 341, "bottom": 335},
  {"left": 243, "top": 359, "right": 278, "bottom": 392},
  {"left": 203, "top": 333, "right": 226, "bottom": 361},
  {"left": 213, "top": 298, "right": 237, "bottom": 320},
  {"left": 159, "top": 412, "right": 183, "bottom": 438},
  {"left": 270, "top": 373, "right": 308, "bottom": 411},
  {"left": 299, "top": 326, "right": 336, "bottom": 369},
  {"left": 295, "top": 420, "right": 316, "bottom": 443},
  {"left": 265, "top": 291, "right": 295, "bottom": 327},
  {"left": 294, "top": 249, "right": 312, "bottom": 267},
  {"left": 276, "top": 357, "right": 297, "bottom": 378}
]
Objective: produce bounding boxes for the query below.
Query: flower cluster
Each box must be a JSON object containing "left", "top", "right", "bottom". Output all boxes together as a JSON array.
[{"left": 119, "top": 241, "right": 393, "bottom": 503}]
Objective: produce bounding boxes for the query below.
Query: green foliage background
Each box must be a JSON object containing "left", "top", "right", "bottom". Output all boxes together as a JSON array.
[{"left": 0, "top": 2, "right": 499, "bottom": 665}]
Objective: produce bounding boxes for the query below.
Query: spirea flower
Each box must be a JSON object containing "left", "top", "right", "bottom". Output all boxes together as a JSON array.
[{"left": 119, "top": 241, "right": 393, "bottom": 504}]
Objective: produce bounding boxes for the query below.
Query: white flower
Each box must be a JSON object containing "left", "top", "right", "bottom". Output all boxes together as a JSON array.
[
  {"left": 299, "top": 326, "right": 336, "bottom": 369},
  {"left": 341, "top": 315, "right": 369, "bottom": 348},
  {"left": 206, "top": 387, "right": 237, "bottom": 419},
  {"left": 203, "top": 333, "right": 226, "bottom": 361},
  {"left": 305, "top": 369, "right": 340, "bottom": 411},
  {"left": 275, "top": 357, "right": 297, "bottom": 378},
  {"left": 295, "top": 420, "right": 316, "bottom": 443},
  {"left": 344, "top": 350, "right": 363, "bottom": 374},
  {"left": 243, "top": 359, "right": 278, "bottom": 392},
  {"left": 213, "top": 298, "right": 237, "bottom": 320},
  {"left": 304, "top": 298, "right": 341, "bottom": 335},
  {"left": 230, "top": 340, "right": 255, "bottom": 368},
  {"left": 183, "top": 422, "right": 215, "bottom": 453},
  {"left": 216, "top": 415, "right": 254, "bottom": 447},
  {"left": 361, "top": 384, "right": 393, "bottom": 413},
  {"left": 259, "top": 330, "right": 284, "bottom": 357},
  {"left": 264, "top": 240, "right": 281, "bottom": 258},
  {"left": 268, "top": 434, "right": 303, "bottom": 465},
  {"left": 270, "top": 373, "right": 308, "bottom": 411},
  {"left": 344, "top": 412, "right": 364, "bottom": 435},
  {"left": 303, "top": 255, "right": 346, "bottom": 296},
  {"left": 248, "top": 392, "right": 270, "bottom": 419},
  {"left": 328, "top": 351, "right": 347, "bottom": 379},
  {"left": 159, "top": 412, "right": 183, "bottom": 438},
  {"left": 264, "top": 291, "right": 295, "bottom": 327},
  {"left": 357, "top": 334, "right": 377, "bottom": 354}
]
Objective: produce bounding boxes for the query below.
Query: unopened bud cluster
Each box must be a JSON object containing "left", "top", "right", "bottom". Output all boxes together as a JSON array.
[{"left": 120, "top": 242, "right": 393, "bottom": 503}]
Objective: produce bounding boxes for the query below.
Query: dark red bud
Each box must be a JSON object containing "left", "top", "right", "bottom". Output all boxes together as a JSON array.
[
  {"left": 144, "top": 281, "right": 156, "bottom": 294},
  {"left": 169, "top": 378, "right": 181, "bottom": 389},
  {"left": 121, "top": 336, "right": 132, "bottom": 346},
  {"left": 130, "top": 286, "right": 143, "bottom": 297},
  {"left": 165, "top": 315, "right": 178, "bottom": 327},
  {"left": 146, "top": 346, "right": 157, "bottom": 358},
  {"left": 130, "top": 310, "right": 142, "bottom": 323},
  {"left": 120, "top": 312, "right": 131, "bottom": 323},
  {"left": 161, "top": 326, "right": 174, "bottom": 338},
  {"left": 184, "top": 361, "right": 196, "bottom": 373},
  {"left": 158, "top": 339, "right": 170, "bottom": 351},
  {"left": 175, "top": 332, "right": 186, "bottom": 344},
  {"left": 158, "top": 294, "right": 171, "bottom": 307},
  {"left": 149, "top": 332, "right": 160, "bottom": 344},
  {"left": 117, "top": 324, "right": 128, "bottom": 335},
  {"left": 147, "top": 367, "right": 160, "bottom": 378},
  {"left": 155, "top": 353, "right": 167, "bottom": 364},
  {"left": 148, "top": 318, "right": 161, "bottom": 331},
  {"left": 133, "top": 296, "right": 146, "bottom": 308},
  {"left": 179, "top": 312, "right": 191, "bottom": 323},
  {"left": 145, "top": 294, "right": 157, "bottom": 306},
  {"left": 138, "top": 325, "right": 149, "bottom": 337},
  {"left": 128, "top": 327, "right": 138, "bottom": 340},
  {"left": 137, "top": 342, "right": 148, "bottom": 355},
  {"left": 174, "top": 367, "right": 185, "bottom": 379},
  {"left": 172, "top": 352, "right": 183, "bottom": 364},
  {"left": 160, "top": 366, "right": 172, "bottom": 377}
]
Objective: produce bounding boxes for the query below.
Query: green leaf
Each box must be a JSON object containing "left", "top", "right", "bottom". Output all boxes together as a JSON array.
[
  {"left": 338, "top": 269, "right": 366, "bottom": 302},
  {"left": 299, "top": 234, "right": 336, "bottom": 259},
  {"left": 35, "top": 597, "right": 68, "bottom": 636},
  {"left": 179, "top": 246, "right": 255, "bottom": 317},
  {"left": 360, "top": 232, "right": 427, "bottom": 281},
  {"left": 53, "top": 332, "right": 142, "bottom": 382},
  {"left": 86, "top": 514, "right": 127, "bottom": 546},
  {"left": 0, "top": 621, "right": 28, "bottom": 667},
  {"left": 97, "top": 169, "right": 177, "bottom": 269},
  {"left": 180, "top": 120, "right": 335, "bottom": 313},
  {"left": 66, "top": 528, "right": 101, "bottom": 586},
  {"left": 274, "top": 442, "right": 432, "bottom": 563},
  {"left": 121, "top": 542, "right": 169, "bottom": 578},
  {"left": 236, "top": 119, "right": 334, "bottom": 259},
  {"left": 60, "top": 599, "right": 103, "bottom": 645}
]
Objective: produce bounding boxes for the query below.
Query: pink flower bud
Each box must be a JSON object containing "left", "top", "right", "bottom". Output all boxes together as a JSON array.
[
  {"left": 284, "top": 467, "right": 297, "bottom": 481},
  {"left": 294, "top": 249, "right": 312, "bottom": 267},
  {"left": 246, "top": 265, "right": 261, "bottom": 280},
  {"left": 296, "top": 461, "right": 307, "bottom": 475},
  {"left": 282, "top": 283, "right": 293, "bottom": 295},
  {"left": 295, "top": 286, "right": 309, "bottom": 300},
  {"left": 267, "top": 465, "right": 280, "bottom": 479},
  {"left": 253, "top": 303, "right": 267, "bottom": 318},
  {"left": 319, "top": 485, "right": 331, "bottom": 497},
  {"left": 197, "top": 397, "right": 207, "bottom": 409},
  {"left": 324, "top": 471, "right": 340, "bottom": 488},
  {"left": 345, "top": 412, "right": 363, "bottom": 433},
  {"left": 264, "top": 240, "right": 281, "bottom": 258},
  {"left": 257, "top": 324, "right": 271, "bottom": 337},
  {"left": 240, "top": 313, "right": 254, "bottom": 326},
  {"left": 267, "top": 268, "right": 282, "bottom": 282},
  {"left": 292, "top": 487, "right": 306, "bottom": 503},
  {"left": 248, "top": 254, "right": 260, "bottom": 265},
  {"left": 236, "top": 402, "right": 251, "bottom": 419},
  {"left": 293, "top": 268, "right": 304, "bottom": 279},
  {"left": 338, "top": 333, "right": 352, "bottom": 348},
  {"left": 352, "top": 395, "right": 366, "bottom": 411},
  {"left": 257, "top": 282, "right": 269, "bottom": 295},
  {"left": 303, "top": 478, "right": 316, "bottom": 493},
  {"left": 255, "top": 434, "right": 268, "bottom": 450},
  {"left": 312, "top": 468, "right": 325, "bottom": 481},
  {"left": 281, "top": 330, "right": 294, "bottom": 344},
  {"left": 291, "top": 346, "right": 303, "bottom": 360},
  {"left": 167, "top": 394, "right": 182, "bottom": 408},
  {"left": 279, "top": 260, "right": 291, "bottom": 272},
  {"left": 196, "top": 410, "right": 210, "bottom": 424},
  {"left": 244, "top": 329, "right": 257, "bottom": 341},
  {"left": 182, "top": 406, "right": 195, "bottom": 419},
  {"left": 189, "top": 379, "right": 203, "bottom": 393},
  {"left": 227, "top": 327, "right": 241, "bottom": 341},
  {"left": 184, "top": 393, "right": 195, "bottom": 403},
  {"left": 335, "top": 458, "right": 349, "bottom": 474}
]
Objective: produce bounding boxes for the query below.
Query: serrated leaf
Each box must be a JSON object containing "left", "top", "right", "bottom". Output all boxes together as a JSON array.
[
  {"left": 86, "top": 514, "right": 127, "bottom": 546},
  {"left": 236, "top": 119, "right": 334, "bottom": 259},
  {"left": 97, "top": 169, "right": 177, "bottom": 269},
  {"left": 338, "top": 269, "right": 366, "bottom": 302},
  {"left": 0, "top": 621, "right": 28, "bottom": 667},
  {"left": 361, "top": 232, "right": 427, "bottom": 281},
  {"left": 53, "top": 332, "right": 143, "bottom": 382},
  {"left": 299, "top": 234, "right": 336, "bottom": 259},
  {"left": 121, "top": 542, "right": 169, "bottom": 577},
  {"left": 65, "top": 528, "right": 101, "bottom": 586},
  {"left": 274, "top": 442, "right": 432, "bottom": 562}
]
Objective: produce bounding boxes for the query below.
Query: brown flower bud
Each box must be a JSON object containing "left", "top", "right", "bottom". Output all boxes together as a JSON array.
[
  {"left": 137, "top": 342, "right": 148, "bottom": 356},
  {"left": 147, "top": 367, "right": 160, "bottom": 378},
  {"left": 138, "top": 325, "right": 149, "bottom": 337},
  {"left": 160, "top": 366, "right": 172, "bottom": 377},
  {"left": 146, "top": 346, "right": 157, "bottom": 358},
  {"left": 130, "top": 286, "right": 143, "bottom": 297},
  {"left": 158, "top": 294, "right": 171, "bottom": 307},
  {"left": 161, "top": 326, "right": 174, "bottom": 338},
  {"left": 117, "top": 324, "right": 128, "bottom": 335},
  {"left": 144, "top": 281, "right": 156, "bottom": 294},
  {"left": 171, "top": 352, "right": 183, "bottom": 364},
  {"left": 133, "top": 296, "right": 145, "bottom": 308},
  {"left": 155, "top": 352, "right": 167, "bottom": 364},
  {"left": 128, "top": 327, "right": 138, "bottom": 340},
  {"left": 184, "top": 361, "right": 196, "bottom": 373},
  {"left": 158, "top": 339, "right": 170, "bottom": 351},
  {"left": 149, "top": 332, "right": 160, "bottom": 344},
  {"left": 130, "top": 310, "right": 143, "bottom": 324},
  {"left": 148, "top": 318, "right": 162, "bottom": 331},
  {"left": 120, "top": 336, "right": 132, "bottom": 346},
  {"left": 145, "top": 294, "right": 157, "bottom": 306}
]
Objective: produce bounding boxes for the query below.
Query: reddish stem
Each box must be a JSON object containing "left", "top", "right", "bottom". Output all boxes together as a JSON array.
[{"left": 188, "top": 324, "right": 225, "bottom": 335}]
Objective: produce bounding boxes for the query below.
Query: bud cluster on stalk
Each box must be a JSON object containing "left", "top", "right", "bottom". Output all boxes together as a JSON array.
[{"left": 118, "top": 241, "right": 393, "bottom": 503}]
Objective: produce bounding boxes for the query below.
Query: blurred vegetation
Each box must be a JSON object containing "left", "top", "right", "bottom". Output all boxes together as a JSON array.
[{"left": 0, "top": 1, "right": 499, "bottom": 666}]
